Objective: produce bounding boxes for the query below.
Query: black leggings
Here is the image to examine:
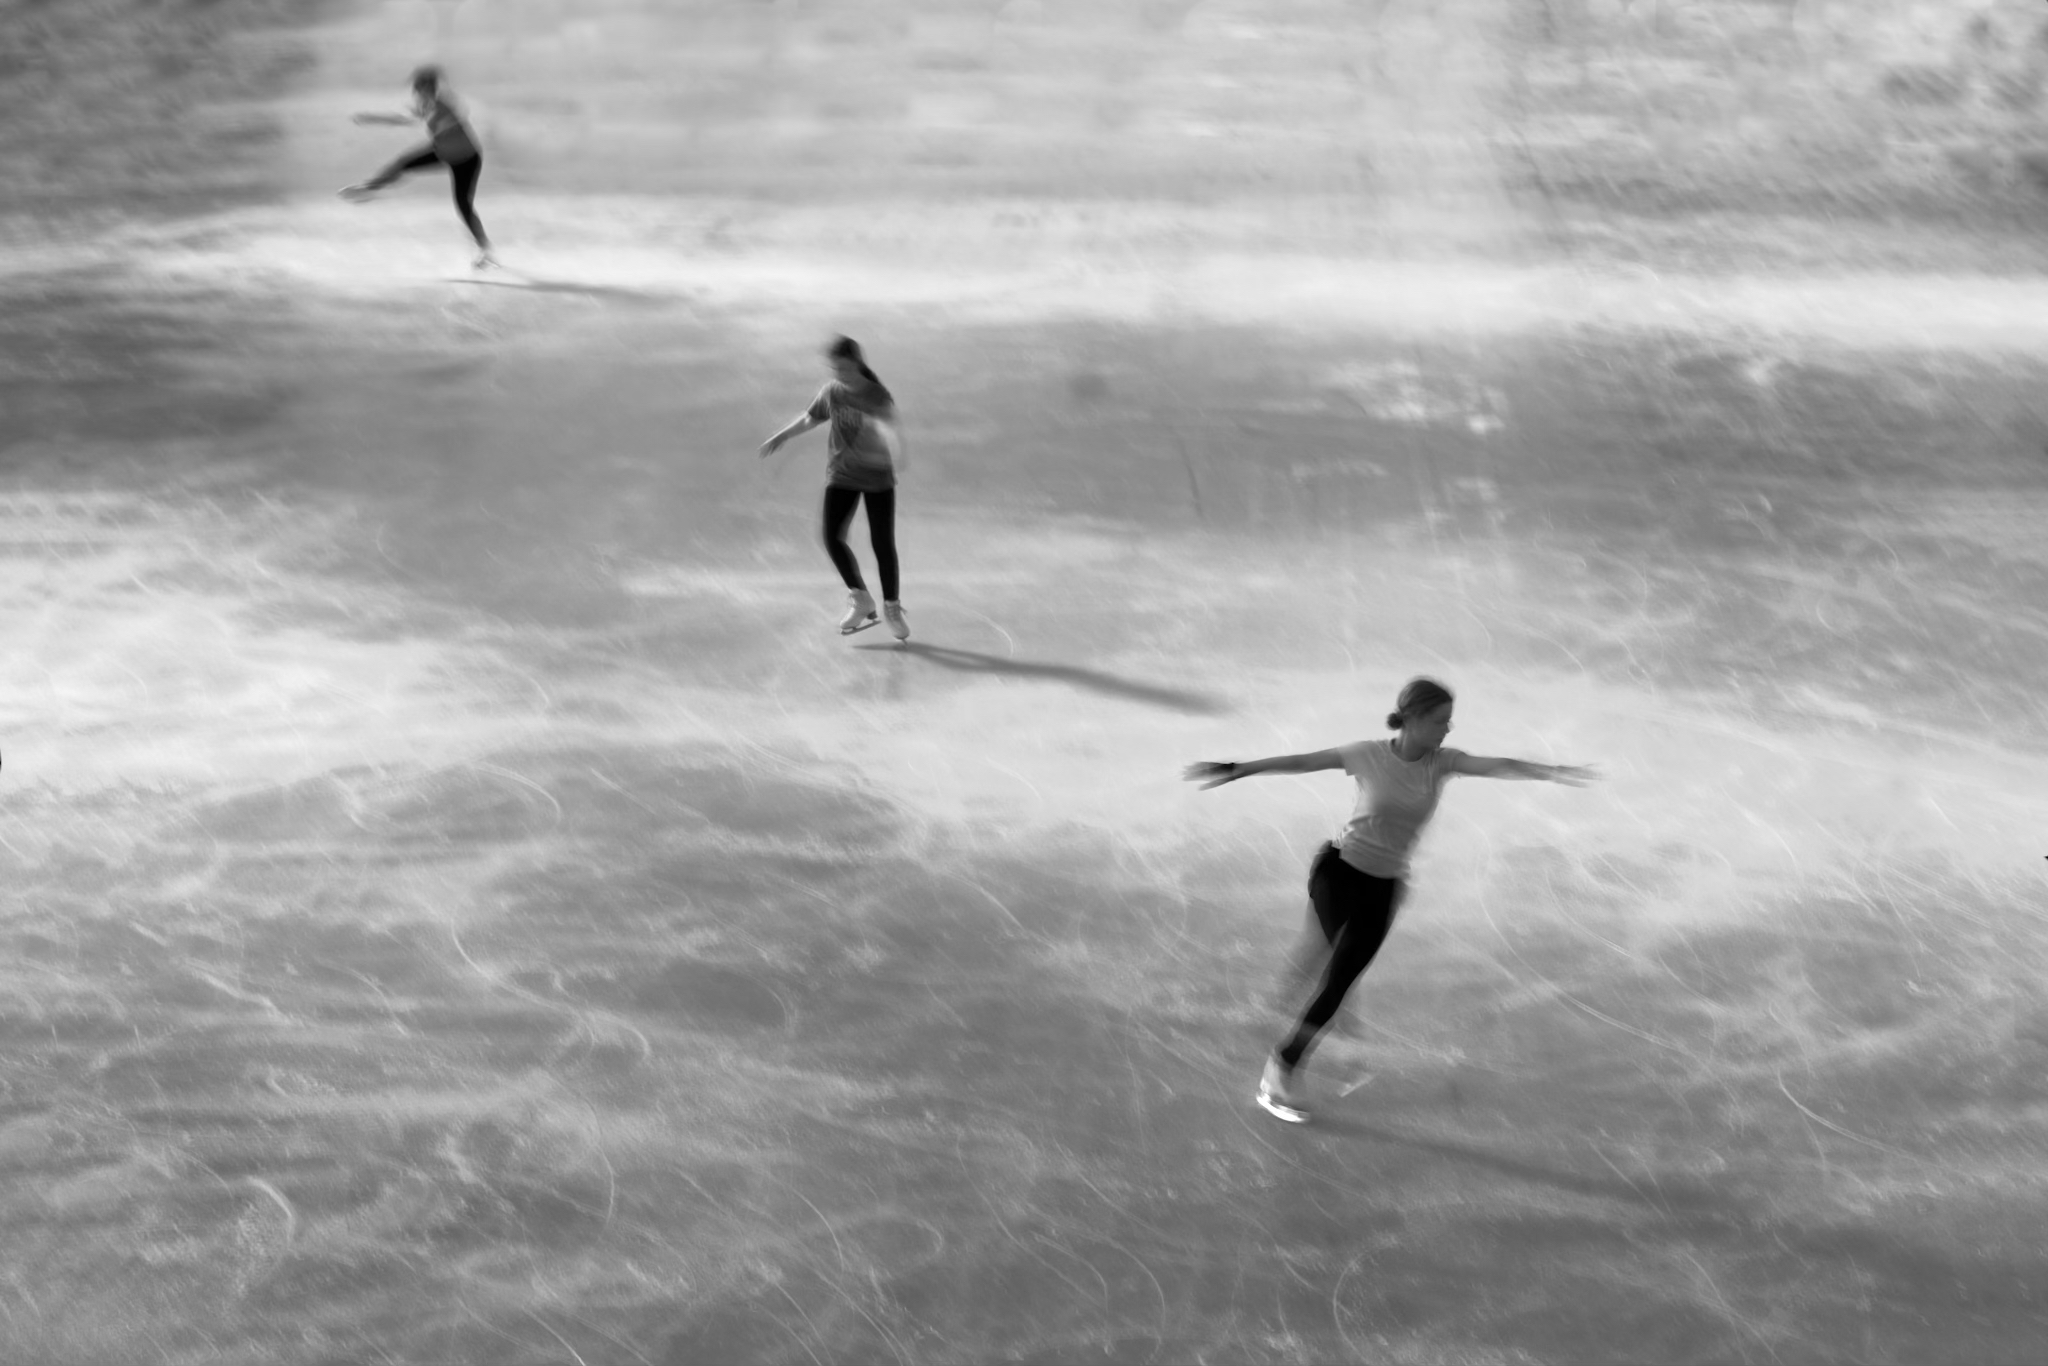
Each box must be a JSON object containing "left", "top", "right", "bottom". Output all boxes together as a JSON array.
[
  {"left": 1277, "top": 843, "right": 1403, "bottom": 1069},
  {"left": 373, "top": 146, "right": 487, "bottom": 249},
  {"left": 822, "top": 485, "right": 898, "bottom": 601}
]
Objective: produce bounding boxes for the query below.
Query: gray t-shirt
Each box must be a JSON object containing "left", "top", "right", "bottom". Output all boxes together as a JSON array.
[
  {"left": 807, "top": 381, "right": 898, "bottom": 492},
  {"left": 422, "top": 93, "right": 479, "bottom": 162},
  {"left": 1335, "top": 739, "right": 1466, "bottom": 878}
]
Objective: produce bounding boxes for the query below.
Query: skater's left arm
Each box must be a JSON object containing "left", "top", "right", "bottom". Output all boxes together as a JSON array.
[{"left": 1449, "top": 753, "right": 1599, "bottom": 785}]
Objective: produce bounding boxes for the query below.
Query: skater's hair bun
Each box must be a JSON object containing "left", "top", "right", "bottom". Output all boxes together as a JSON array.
[
  {"left": 1386, "top": 676, "right": 1454, "bottom": 729},
  {"left": 410, "top": 65, "right": 444, "bottom": 92}
]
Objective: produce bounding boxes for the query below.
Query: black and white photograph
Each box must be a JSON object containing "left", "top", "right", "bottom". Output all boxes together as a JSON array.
[{"left": 3, "top": 1, "right": 2045, "bottom": 1361}]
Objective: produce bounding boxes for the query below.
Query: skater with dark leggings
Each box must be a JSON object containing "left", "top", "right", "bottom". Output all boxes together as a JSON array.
[
  {"left": 1185, "top": 677, "right": 1597, "bottom": 1122},
  {"left": 759, "top": 336, "right": 911, "bottom": 640},
  {"left": 341, "top": 65, "right": 494, "bottom": 268},
  {"left": 822, "top": 485, "right": 898, "bottom": 618}
]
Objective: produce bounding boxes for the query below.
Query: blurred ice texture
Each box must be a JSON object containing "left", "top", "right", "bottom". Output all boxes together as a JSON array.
[{"left": 3, "top": 1, "right": 2048, "bottom": 1364}]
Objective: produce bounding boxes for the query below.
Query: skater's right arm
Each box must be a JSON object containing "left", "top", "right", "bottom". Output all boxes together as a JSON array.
[
  {"left": 355, "top": 91, "right": 433, "bottom": 126},
  {"left": 1183, "top": 750, "right": 1344, "bottom": 789},
  {"left": 758, "top": 412, "right": 824, "bottom": 458}
]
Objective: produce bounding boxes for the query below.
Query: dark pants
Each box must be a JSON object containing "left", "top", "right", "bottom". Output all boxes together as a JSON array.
[
  {"left": 822, "top": 485, "right": 899, "bottom": 601},
  {"left": 1277, "top": 842, "right": 1403, "bottom": 1069},
  {"left": 371, "top": 146, "right": 487, "bottom": 249}
]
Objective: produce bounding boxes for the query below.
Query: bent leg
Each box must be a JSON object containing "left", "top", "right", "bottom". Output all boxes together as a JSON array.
[
  {"left": 363, "top": 145, "right": 441, "bottom": 190},
  {"left": 448, "top": 154, "right": 488, "bottom": 249},
  {"left": 1276, "top": 864, "right": 1401, "bottom": 1070},
  {"left": 822, "top": 486, "right": 867, "bottom": 592},
  {"left": 863, "top": 488, "right": 899, "bottom": 601}
]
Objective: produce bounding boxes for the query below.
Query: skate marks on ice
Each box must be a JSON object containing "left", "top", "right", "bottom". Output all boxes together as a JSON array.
[
  {"left": 760, "top": 365, "right": 2048, "bottom": 1365},
  {"left": 7, "top": 526, "right": 2047, "bottom": 1362},
  {"left": 0, "top": 491, "right": 841, "bottom": 1358},
  {"left": 64, "top": 190, "right": 2048, "bottom": 355},
  {"left": 0, "top": 483, "right": 1245, "bottom": 1363},
  {"left": 5, "top": 291, "right": 2048, "bottom": 1362}
]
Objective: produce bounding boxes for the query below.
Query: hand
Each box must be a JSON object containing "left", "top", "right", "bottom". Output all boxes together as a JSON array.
[
  {"left": 1544, "top": 763, "right": 1600, "bottom": 787},
  {"left": 758, "top": 436, "right": 782, "bottom": 459},
  {"left": 1182, "top": 760, "right": 1239, "bottom": 790}
]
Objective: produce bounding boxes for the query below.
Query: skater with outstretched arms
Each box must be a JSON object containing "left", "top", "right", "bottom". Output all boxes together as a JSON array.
[{"left": 1185, "top": 677, "right": 1597, "bottom": 1122}]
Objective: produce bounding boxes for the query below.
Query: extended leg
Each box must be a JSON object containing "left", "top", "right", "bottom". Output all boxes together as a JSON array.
[
  {"left": 822, "top": 486, "right": 867, "bottom": 592},
  {"left": 361, "top": 145, "right": 441, "bottom": 191}
]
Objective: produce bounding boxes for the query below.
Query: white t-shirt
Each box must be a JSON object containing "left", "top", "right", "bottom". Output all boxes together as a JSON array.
[{"left": 1336, "top": 740, "right": 1466, "bottom": 878}]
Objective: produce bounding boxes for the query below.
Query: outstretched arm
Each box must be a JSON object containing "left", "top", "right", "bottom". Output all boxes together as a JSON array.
[
  {"left": 759, "top": 413, "right": 824, "bottom": 458},
  {"left": 1183, "top": 749, "right": 1345, "bottom": 790},
  {"left": 1449, "top": 753, "right": 1599, "bottom": 785},
  {"left": 356, "top": 92, "right": 433, "bottom": 126}
]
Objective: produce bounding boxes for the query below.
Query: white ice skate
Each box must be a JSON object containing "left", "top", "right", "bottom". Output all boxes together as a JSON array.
[
  {"left": 1256, "top": 1056, "right": 1309, "bottom": 1124},
  {"left": 838, "top": 589, "right": 879, "bottom": 635},
  {"left": 883, "top": 600, "right": 910, "bottom": 642}
]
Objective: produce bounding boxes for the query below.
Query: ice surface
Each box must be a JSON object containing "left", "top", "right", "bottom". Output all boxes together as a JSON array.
[
  {"left": 5, "top": 250, "right": 2045, "bottom": 1363},
  {"left": 5, "top": 0, "right": 2048, "bottom": 1362}
]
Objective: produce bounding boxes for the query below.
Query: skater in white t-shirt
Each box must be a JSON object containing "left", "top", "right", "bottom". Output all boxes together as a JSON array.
[
  {"left": 1185, "top": 677, "right": 1597, "bottom": 1122},
  {"left": 759, "top": 336, "right": 910, "bottom": 640}
]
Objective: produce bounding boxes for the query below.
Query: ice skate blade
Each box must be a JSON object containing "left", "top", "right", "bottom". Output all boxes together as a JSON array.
[
  {"left": 840, "top": 615, "right": 881, "bottom": 635},
  {"left": 1256, "top": 1087, "right": 1310, "bottom": 1124}
]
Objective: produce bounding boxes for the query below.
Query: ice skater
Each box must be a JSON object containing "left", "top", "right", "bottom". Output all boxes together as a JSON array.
[
  {"left": 340, "top": 65, "right": 494, "bottom": 268},
  {"left": 758, "top": 336, "right": 911, "bottom": 640},
  {"left": 1184, "top": 677, "right": 1597, "bottom": 1123}
]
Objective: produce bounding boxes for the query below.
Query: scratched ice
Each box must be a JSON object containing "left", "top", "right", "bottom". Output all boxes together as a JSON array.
[
  {"left": 5, "top": 1, "right": 2048, "bottom": 1363},
  {"left": 6, "top": 278, "right": 2046, "bottom": 1364}
]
